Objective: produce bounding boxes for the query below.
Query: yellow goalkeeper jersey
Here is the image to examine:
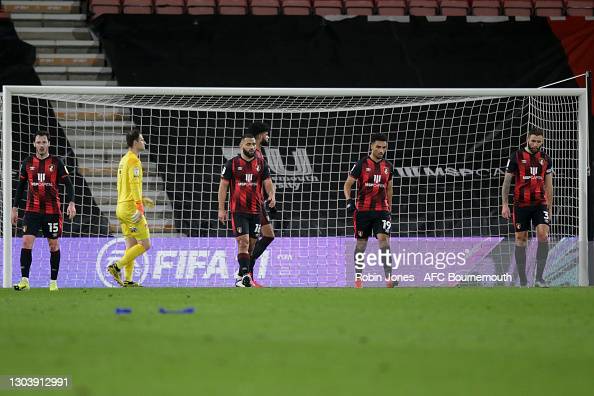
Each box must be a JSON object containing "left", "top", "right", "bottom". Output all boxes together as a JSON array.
[{"left": 116, "top": 151, "right": 143, "bottom": 215}]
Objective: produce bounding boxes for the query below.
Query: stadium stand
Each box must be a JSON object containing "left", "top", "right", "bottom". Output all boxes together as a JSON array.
[{"left": 81, "top": 0, "right": 594, "bottom": 17}]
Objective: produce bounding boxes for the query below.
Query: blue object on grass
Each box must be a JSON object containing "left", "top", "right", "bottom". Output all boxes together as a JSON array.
[
  {"left": 158, "top": 307, "right": 195, "bottom": 314},
  {"left": 115, "top": 307, "right": 132, "bottom": 315}
]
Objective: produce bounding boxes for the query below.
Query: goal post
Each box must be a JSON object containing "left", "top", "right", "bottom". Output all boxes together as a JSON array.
[{"left": 1, "top": 86, "right": 589, "bottom": 288}]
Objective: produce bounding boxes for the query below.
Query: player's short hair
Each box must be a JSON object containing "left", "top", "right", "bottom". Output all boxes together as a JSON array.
[
  {"left": 126, "top": 130, "right": 141, "bottom": 148},
  {"left": 34, "top": 130, "right": 50, "bottom": 141},
  {"left": 248, "top": 122, "right": 270, "bottom": 137},
  {"left": 527, "top": 128, "right": 544, "bottom": 137},
  {"left": 370, "top": 133, "right": 388, "bottom": 144},
  {"left": 242, "top": 133, "right": 256, "bottom": 141}
]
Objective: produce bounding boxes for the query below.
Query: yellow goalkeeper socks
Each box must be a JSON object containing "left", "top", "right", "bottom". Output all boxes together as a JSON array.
[
  {"left": 116, "top": 244, "right": 146, "bottom": 270},
  {"left": 124, "top": 261, "right": 136, "bottom": 282}
]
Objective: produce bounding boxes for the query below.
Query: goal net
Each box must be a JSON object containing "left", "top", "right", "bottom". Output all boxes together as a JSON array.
[{"left": 1, "top": 87, "right": 589, "bottom": 288}]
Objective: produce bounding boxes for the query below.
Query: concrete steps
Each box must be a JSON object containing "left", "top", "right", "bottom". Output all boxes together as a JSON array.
[
  {"left": 11, "top": 13, "right": 86, "bottom": 27},
  {"left": 26, "top": 39, "right": 101, "bottom": 54},
  {"left": 35, "top": 66, "right": 112, "bottom": 81},
  {"left": 3, "top": 1, "right": 80, "bottom": 14},
  {"left": 42, "top": 79, "right": 118, "bottom": 86},
  {"left": 36, "top": 53, "right": 106, "bottom": 66},
  {"left": 15, "top": 26, "right": 92, "bottom": 40}
]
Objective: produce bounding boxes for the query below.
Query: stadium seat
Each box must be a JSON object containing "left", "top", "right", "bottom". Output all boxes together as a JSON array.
[
  {"left": 89, "top": 0, "right": 121, "bottom": 18},
  {"left": 122, "top": 0, "right": 153, "bottom": 14},
  {"left": 90, "top": 5, "right": 121, "bottom": 17},
  {"left": 313, "top": 0, "right": 344, "bottom": 15},
  {"left": 502, "top": 0, "right": 533, "bottom": 16},
  {"left": 218, "top": 0, "right": 248, "bottom": 14},
  {"left": 154, "top": 0, "right": 184, "bottom": 14},
  {"left": 251, "top": 0, "right": 281, "bottom": 14},
  {"left": 471, "top": 0, "right": 501, "bottom": 15},
  {"left": 440, "top": 0, "right": 470, "bottom": 15},
  {"left": 344, "top": 0, "right": 374, "bottom": 15},
  {"left": 282, "top": 0, "right": 312, "bottom": 14},
  {"left": 376, "top": 0, "right": 406, "bottom": 15},
  {"left": 533, "top": 0, "right": 563, "bottom": 15},
  {"left": 409, "top": 0, "right": 439, "bottom": 16},
  {"left": 186, "top": 0, "right": 216, "bottom": 14},
  {"left": 565, "top": 0, "right": 594, "bottom": 15},
  {"left": 90, "top": 0, "right": 121, "bottom": 5}
]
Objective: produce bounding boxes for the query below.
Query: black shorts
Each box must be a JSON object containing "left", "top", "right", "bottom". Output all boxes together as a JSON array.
[
  {"left": 22, "top": 212, "right": 63, "bottom": 239},
  {"left": 259, "top": 206, "right": 270, "bottom": 227},
  {"left": 513, "top": 205, "right": 550, "bottom": 232},
  {"left": 232, "top": 213, "right": 261, "bottom": 238},
  {"left": 354, "top": 210, "right": 391, "bottom": 239}
]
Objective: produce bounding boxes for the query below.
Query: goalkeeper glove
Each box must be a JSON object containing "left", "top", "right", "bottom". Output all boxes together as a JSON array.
[
  {"left": 142, "top": 197, "right": 155, "bottom": 209},
  {"left": 132, "top": 201, "right": 145, "bottom": 223},
  {"left": 346, "top": 198, "right": 356, "bottom": 215}
]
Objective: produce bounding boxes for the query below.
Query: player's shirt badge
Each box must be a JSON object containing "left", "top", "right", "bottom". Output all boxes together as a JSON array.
[
  {"left": 49, "top": 164, "right": 55, "bottom": 172},
  {"left": 133, "top": 167, "right": 140, "bottom": 177}
]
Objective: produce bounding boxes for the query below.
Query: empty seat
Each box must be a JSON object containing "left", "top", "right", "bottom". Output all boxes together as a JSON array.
[
  {"left": 187, "top": 0, "right": 216, "bottom": 14},
  {"left": 313, "top": 0, "right": 343, "bottom": 15},
  {"left": 122, "top": 0, "right": 153, "bottom": 14},
  {"left": 282, "top": 0, "right": 312, "bottom": 14},
  {"left": 90, "top": 0, "right": 121, "bottom": 5},
  {"left": 91, "top": 5, "right": 121, "bottom": 16},
  {"left": 344, "top": 0, "right": 374, "bottom": 15},
  {"left": 219, "top": 0, "right": 248, "bottom": 14},
  {"left": 471, "top": 0, "right": 501, "bottom": 15},
  {"left": 409, "top": 0, "right": 438, "bottom": 16},
  {"left": 90, "top": 0, "right": 121, "bottom": 17},
  {"left": 376, "top": 0, "right": 406, "bottom": 15},
  {"left": 441, "top": 0, "right": 470, "bottom": 15},
  {"left": 251, "top": 0, "right": 281, "bottom": 14},
  {"left": 502, "top": 0, "right": 533, "bottom": 16},
  {"left": 566, "top": 0, "right": 594, "bottom": 14},
  {"left": 533, "top": 0, "right": 563, "bottom": 15}
]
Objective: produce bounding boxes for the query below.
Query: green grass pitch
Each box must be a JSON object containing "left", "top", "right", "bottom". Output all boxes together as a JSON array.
[{"left": 1, "top": 287, "right": 593, "bottom": 396}]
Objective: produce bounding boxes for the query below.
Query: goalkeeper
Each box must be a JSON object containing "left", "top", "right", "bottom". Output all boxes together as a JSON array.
[{"left": 107, "top": 130, "right": 153, "bottom": 287}]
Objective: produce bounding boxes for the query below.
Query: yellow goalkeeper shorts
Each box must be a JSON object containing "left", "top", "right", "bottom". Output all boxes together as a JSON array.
[{"left": 117, "top": 206, "right": 151, "bottom": 240}]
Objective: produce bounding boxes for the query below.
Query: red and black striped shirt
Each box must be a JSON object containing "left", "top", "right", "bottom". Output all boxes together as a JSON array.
[
  {"left": 350, "top": 156, "right": 393, "bottom": 212},
  {"left": 222, "top": 155, "right": 270, "bottom": 214},
  {"left": 506, "top": 149, "right": 553, "bottom": 208},
  {"left": 19, "top": 155, "right": 70, "bottom": 214}
]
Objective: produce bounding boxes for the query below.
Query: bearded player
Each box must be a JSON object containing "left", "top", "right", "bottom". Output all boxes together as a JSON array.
[
  {"left": 344, "top": 133, "right": 395, "bottom": 288},
  {"left": 246, "top": 122, "right": 276, "bottom": 287},
  {"left": 12, "top": 131, "right": 76, "bottom": 292},
  {"left": 502, "top": 128, "right": 553, "bottom": 287},
  {"left": 218, "top": 133, "right": 276, "bottom": 287}
]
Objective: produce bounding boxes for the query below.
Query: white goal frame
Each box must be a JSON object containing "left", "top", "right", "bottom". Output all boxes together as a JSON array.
[{"left": 2, "top": 86, "right": 589, "bottom": 287}]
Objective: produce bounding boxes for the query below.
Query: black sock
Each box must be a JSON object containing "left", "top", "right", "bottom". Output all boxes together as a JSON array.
[
  {"left": 20, "top": 248, "right": 32, "bottom": 278},
  {"left": 380, "top": 247, "right": 392, "bottom": 280},
  {"left": 238, "top": 253, "right": 251, "bottom": 276},
  {"left": 50, "top": 250, "right": 60, "bottom": 281},
  {"left": 515, "top": 245, "right": 527, "bottom": 286},
  {"left": 536, "top": 241, "right": 549, "bottom": 282},
  {"left": 249, "top": 237, "right": 274, "bottom": 273}
]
